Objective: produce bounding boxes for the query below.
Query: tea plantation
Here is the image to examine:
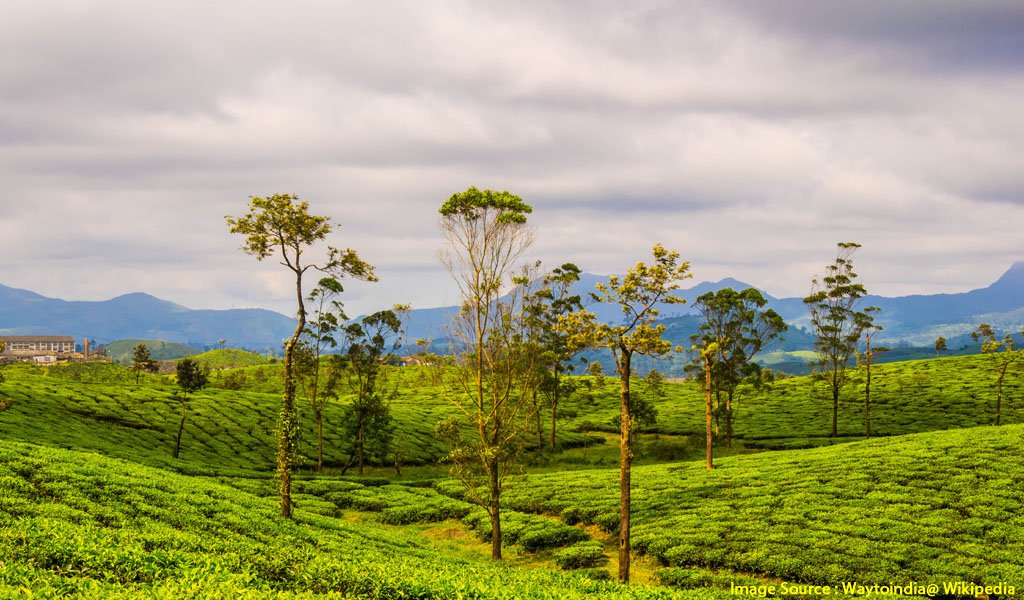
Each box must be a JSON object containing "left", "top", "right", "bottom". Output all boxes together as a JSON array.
[{"left": 0, "top": 353, "right": 1021, "bottom": 596}]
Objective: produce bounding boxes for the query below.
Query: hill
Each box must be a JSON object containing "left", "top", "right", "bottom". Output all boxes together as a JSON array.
[
  {"left": 0, "top": 439, "right": 703, "bottom": 599},
  {"left": 486, "top": 424, "right": 1024, "bottom": 588},
  {"left": 104, "top": 339, "right": 199, "bottom": 363},
  {"left": 0, "top": 284, "right": 296, "bottom": 349},
  {"left": 189, "top": 348, "right": 275, "bottom": 369}
]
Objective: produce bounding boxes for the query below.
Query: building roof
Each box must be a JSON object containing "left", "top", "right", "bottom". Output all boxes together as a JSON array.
[{"left": 0, "top": 336, "right": 75, "bottom": 342}]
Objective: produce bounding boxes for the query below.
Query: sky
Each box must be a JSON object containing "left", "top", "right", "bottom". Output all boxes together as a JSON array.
[{"left": 2, "top": 0, "right": 1023, "bottom": 317}]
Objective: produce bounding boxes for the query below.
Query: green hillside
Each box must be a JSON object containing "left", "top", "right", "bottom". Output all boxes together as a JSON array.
[
  {"left": 104, "top": 339, "right": 199, "bottom": 363},
  {"left": 1, "top": 353, "right": 1022, "bottom": 596},
  {"left": 475, "top": 424, "right": 1024, "bottom": 590},
  {"left": 0, "top": 440, "right": 706, "bottom": 599},
  {"left": 189, "top": 347, "right": 275, "bottom": 369}
]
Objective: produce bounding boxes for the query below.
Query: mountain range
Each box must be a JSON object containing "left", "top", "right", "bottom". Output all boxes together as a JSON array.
[{"left": 1, "top": 262, "right": 1021, "bottom": 352}]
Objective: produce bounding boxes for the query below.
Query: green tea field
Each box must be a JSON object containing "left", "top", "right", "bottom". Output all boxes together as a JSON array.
[{"left": 0, "top": 352, "right": 1022, "bottom": 597}]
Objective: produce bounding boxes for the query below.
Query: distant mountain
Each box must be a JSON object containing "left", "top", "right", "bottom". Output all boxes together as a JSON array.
[
  {"left": 3, "top": 261, "right": 1020, "bottom": 356},
  {"left": 770, "top": 261, "right": 1024, "bottom": 346},
  {"left": 401, "top": 262, "right": 1023, "bottom": 351},
  {"left": 0, "top": 284, "right": 296, "bottom": 350}
]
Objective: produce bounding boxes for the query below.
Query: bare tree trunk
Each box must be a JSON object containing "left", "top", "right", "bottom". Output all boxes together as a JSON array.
[
  {"left": 725, "top": 389, "right": 734, "bottom": 448},
  {"left": 535, "top": 390, "right": 543, "bottom": 448},
  {"left": 996, "top": 371, "right": 1004, "bottom": 426},
  {"left": 705, "top": 358, "right": 713, "bottom": 471},
  {"left": 173, "top": 397, "right": 187, "bottom": 459},
  {"left": 357, "top": 427, "right": 365, "bottom": 475},
  {"left": 617, "top": 351, "right": 632, "bottom": 584},
  {"left": 489, "top": 458, "right": 502, "bottom": 560},
  {"left": 830, "top": 371, "right": 839, "bottom": 438},
  {"left": 316, "top": 411, "right": 324, "bottom": 473},
  {"left": 550, "top": 401, "right": 557, "bottom": 450},
  {"left": 865, "top": 354, "right": 872, "bottom": 439}
]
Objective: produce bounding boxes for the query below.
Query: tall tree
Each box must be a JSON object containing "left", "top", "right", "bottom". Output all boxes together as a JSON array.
[
  {"left": 971, "top": 323, "right": 1023, "bottom": 426},
  {"left": 934, "top": 336, "right": 947, "bottom": 355},
  {"left": 130, "top": 343, "right": 159, "bottom": 386},
  {"left": 689, "top": 288, "right": 787, "bottom": 451},
  {"left": 435, "top": 186, "right": 540, "bottom": 561},
  {"left": 560, "top": 244, "right": 691, "bottom": 583},
  {"left": 803, "top": 243, "right": 878, "bottom": 438},
  {"left": 529, "top": 263, "right": 583, "bottom": 449},
  {"left": 226, "top": 194, "right": 375, "bottom": 518},
  {"left": 856, "top": 329, "right": 888, "bottom": 439},
  {"left": 297, "top": 277, "right": 347, "bottom": 472},
  {"left": 339, "top": 309, "right": 401, "bottom": 474},
  {"left": 173, "top": 357, "right": 208, "bottom": 459}
]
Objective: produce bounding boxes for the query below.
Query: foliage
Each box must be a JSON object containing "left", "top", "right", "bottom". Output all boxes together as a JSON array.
[
  {"left": 971, "top": 322, "right": 1024, "bottom": 425},
  {"left": 528, "top": 263, "right": 584, "bottom": 449},
  {"left": 803, "top": 242, "right": 879, "bottom": 438},
  {"left": 297, "top": 277, "right": 347, "bottom": 472},
  {"left": 172, "top": 358, "right": 208, "bottom": 459},
  {"left": 130, "top": 343, "right": 159, "bottom": 386},
  {"left": 0, "top": 440, "right": 705, "bottom": 599},
  {"left": 558, "top": 243, "right": 691, "bottom": 583},
  {"left": 554, "top": 541, "right": 608, "bottom": 570},
  {"left": 498, "top": 425, "right": 1024, "bottom": 589},
  {"left": 227, "top": 193, "right": 376, "bottom": 518},
  {"left": 337, "top": 309, "right": 402, "bottom": 475},
  {"left": 436, "top": 186, "right": 541, "bottom": 560},
  {"left": 688, "top": 287, "right": 787, "bottom": 451}
]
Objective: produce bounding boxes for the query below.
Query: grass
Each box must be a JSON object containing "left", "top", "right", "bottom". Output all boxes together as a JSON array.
[
  {"left": 1, "top": 352, "right": 1022, "bottom": 596},
  {"left": 103, "top": 339, "right": 199, "bottom": 363},
  {"left": 479, "top": 424, "right": 1024, "bottom": 589},
  {"left": 0, "top": 439, "right": 718, "bottom": 599},
  {"left": 189, "top": 347, "right": 276, "bottom": 369}
]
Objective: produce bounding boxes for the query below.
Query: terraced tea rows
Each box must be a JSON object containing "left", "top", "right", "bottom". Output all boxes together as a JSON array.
[
  {"left": 0, "top": 440, "right": 719, "bottom": 599},
  {"left": 468, "top": 425, "right": 1024, "bottom": 589}
]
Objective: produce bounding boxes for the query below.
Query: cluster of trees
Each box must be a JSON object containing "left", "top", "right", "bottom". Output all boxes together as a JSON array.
[{"left": 215, "top": 191, "right": 1020, "bottom": 587}]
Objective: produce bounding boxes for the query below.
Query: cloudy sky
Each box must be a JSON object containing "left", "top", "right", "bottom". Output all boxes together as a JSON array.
[{"left": 3, "top": 0, "right": 1023, "bottom": 317}]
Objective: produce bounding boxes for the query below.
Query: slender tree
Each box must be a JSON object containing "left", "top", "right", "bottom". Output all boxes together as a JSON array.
[
  {"left": 689, "top": 287, "right": 787, "bottom": 450},
  {"left": 528, "top": 263, "right": 583, "bottom": 449},
  {"left": 173, "top": 357, "right": 208, "bottom": 459},
  {"left": 856, "top": 329, "right": 888, "bottom": 439},
  {"left": 435, "top": 187, "right": 541, "bottom": 561},
  {"left": 934, "top": 336, "right": 947, "bottom": 355},
  {"left": 226, "top": 194, "right": 375, "bottom": 518},
  {"left": 340, "top": 309, "right": 401, "bottom": 474},
  {"left": 297, "top": 277, "right": 347, "bottom": 472},
  {"left": 560, "top": 244, "right": 691, "bottom": 584},
  {"left": 803, "top": 243, "right": 878, "bottom": 438},
  {"left": 130, "top": 343, "right": 159, "bottom": 386},
  {"left": 971, "top": 323, "right": 1023, "bottom": 426}
]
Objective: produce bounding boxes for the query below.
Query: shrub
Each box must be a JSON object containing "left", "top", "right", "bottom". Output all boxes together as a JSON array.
[{"left": 554, "top": 542, "right": 607, "bottom": 570}]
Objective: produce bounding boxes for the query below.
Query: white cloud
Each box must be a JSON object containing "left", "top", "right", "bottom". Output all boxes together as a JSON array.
[{"left": 1, "top": 0, "right": 1022, "bottom": 318}]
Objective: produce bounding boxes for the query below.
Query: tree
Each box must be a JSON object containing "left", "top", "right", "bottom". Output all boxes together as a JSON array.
[
  {"left": 226, "top": 194, "right": 376, "bottom": 518},
  {"left": 560, "top": 244, "right": 691, "bottom": 583},
  {"left": 856, "top": 329, "right": 888, "bottom": 439},
  {"left": 689, "top": 288, "right": 787, "bottom": 451},
  {"left": 173, "top": 357, "right": 208, "bottom": 459},
  {"left": 528, "top": 263, "right": 583, "bottom": 449},
  {"left": 435, "top": 186, "right": 541, "bottom": 561},
  {"left": 803, "top": 243, "right": 878, "bottom": 438},
  {"left": 339, "top": 309, "right": 401, "bottom": 474},
  {"left": 130, "top": 343, "right": 159, "bottom": 386},
  {"left": 297, "top": 277, "right": 347, "bottom": 472},
  {"left": 587, "top": 360, "right": 606, "bottom": 385},
  {"left": 934, "top": 336, "right": 947, "bottom": 354},
  {"left": 971, "top": 323, "right": 1023, "bottom": 426}
]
